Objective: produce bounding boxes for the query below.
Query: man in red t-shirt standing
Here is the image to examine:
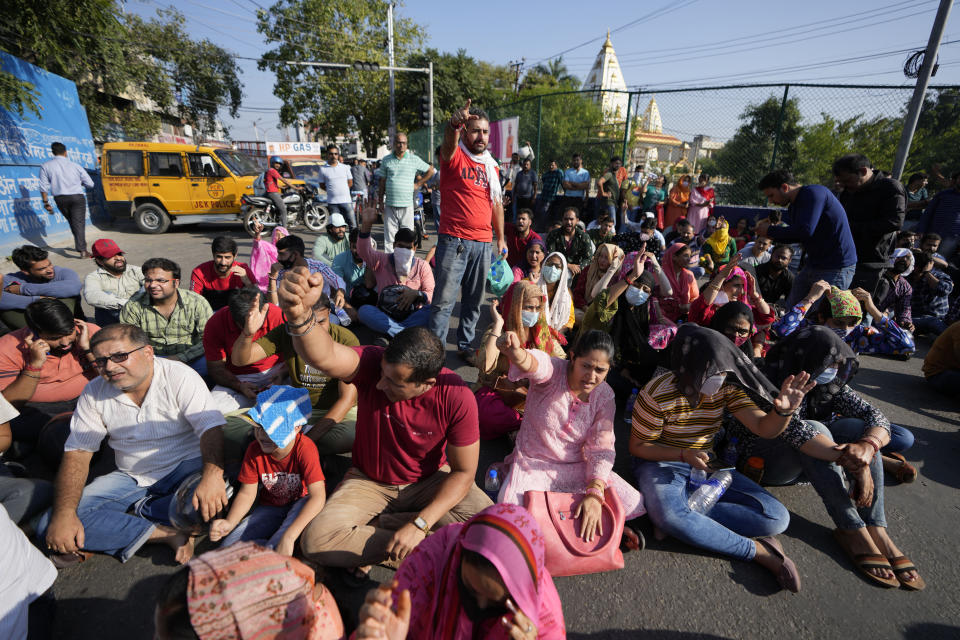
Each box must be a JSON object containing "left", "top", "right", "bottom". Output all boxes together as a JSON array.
[
  {"left": 429, "top": 100, "right": 508, "bottom": 362},
  {"left": 275, "top": 269, "right": 491, "bottom": 574},
  {"left": 190, "top": 236, "right": 256, "bottom": 311}
]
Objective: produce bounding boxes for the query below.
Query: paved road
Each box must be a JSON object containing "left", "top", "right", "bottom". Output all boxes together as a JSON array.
[{"left": 21, "top": 216, "right": 960, "bottom": 640}]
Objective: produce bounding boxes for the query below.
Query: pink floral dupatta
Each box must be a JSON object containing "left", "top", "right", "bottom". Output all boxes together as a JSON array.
[
  {"left": 394, "top": 503, "right": 566, "bottom": 640},
  {"left": 249, "top": 226, "right": 289, "bottom": 291}
]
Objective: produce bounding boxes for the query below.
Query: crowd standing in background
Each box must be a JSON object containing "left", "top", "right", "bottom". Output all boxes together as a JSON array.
[{"left": 3, "top": 110, "right": 960, "bottom": 639}]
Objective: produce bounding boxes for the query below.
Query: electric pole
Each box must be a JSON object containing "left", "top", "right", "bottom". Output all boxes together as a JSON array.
[
  {"left": 892, "top": 0, "right": 952, "bottom": 180},
  {"left": 387, "top": 2, "right": 396, "bottom": 139},
  {"left": 509, "top": 58, "right": 525, "bottom": 95}
]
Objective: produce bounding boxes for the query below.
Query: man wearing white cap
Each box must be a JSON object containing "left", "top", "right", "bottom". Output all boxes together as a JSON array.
[{"left": 311, "top": 212, "right": 350, "bottom": 266}]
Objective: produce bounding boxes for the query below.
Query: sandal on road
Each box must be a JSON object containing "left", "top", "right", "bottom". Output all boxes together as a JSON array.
[
  {"left": 884, "top": 453, "right": 918, "bottom": 484},
  {"left": 756, "top": 536, "right": 801, "bottom": 593},
  {"left": 832, "top": 529, "right": 899, "bottom": 588},
  {"left": 889, "top": 556, "right": 926, "bottom": 591}
]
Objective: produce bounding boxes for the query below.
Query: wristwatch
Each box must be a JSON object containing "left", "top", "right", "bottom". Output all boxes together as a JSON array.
[{"left": 413, "top": 516, "right": 430, "bottom": 534}]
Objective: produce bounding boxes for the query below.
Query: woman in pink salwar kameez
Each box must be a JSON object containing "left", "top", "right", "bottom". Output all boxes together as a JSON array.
[{"left": 494, "top": 329, "right": 645, "bottom": 546}]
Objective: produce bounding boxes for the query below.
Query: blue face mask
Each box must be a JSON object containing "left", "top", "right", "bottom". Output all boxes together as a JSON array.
[
  {"left": 625, "top": 286, "right": 650, "bottom": 307},
  {"left": 542, "top": 265, "right": 562, "bottom": 284},
  {"left": 815, "top": 367, "right": 838, "bottom": 385},
  {"left": 521, "top": 310, "right": 539, "bottom": 327}
]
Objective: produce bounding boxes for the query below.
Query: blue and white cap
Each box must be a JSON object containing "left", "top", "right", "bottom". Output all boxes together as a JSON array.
[{"left": 246, "top": 385, "right": 312, "bottom": 448}]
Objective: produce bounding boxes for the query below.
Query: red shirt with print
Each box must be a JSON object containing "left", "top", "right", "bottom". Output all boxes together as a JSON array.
[
  {"left": 438, "top": 145, "right": 497, "bottom": 242},
  {"left": 265, "top": 167, "right": 282, "bottom": 193},
  {"left": 202, "top": 303, "right": 283, "bottom": 374},
  {"left": 238, "top": 433, "right": 325, "bottom": 507},
  {"left": 349, "top": 346, "right": 479, "bottom": 485}
]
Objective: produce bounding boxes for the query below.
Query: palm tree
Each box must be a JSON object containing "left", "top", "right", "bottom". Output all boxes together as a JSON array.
[{"left": 523, "top": 57, "right": 579, "bottom": 90}]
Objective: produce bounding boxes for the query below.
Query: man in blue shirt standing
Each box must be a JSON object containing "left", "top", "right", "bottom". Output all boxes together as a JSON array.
[
  {"left": 39, "top": 142, "right": 94, "bottom": 258},
  {"left": 756, "top": 169, "right": 858, "bottom": 308},
  {"left": 561, "top": 152, "right": 591, "bottom": 221}
]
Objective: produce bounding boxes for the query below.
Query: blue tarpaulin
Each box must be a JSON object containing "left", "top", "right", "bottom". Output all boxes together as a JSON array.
[{"left": 0, "top": 52, "right": 99, "bottom": 256}]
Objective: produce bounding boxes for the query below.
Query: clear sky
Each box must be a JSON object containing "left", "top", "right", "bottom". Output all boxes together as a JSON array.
[{"left": 125, "top": 0, "right": 959, "bottom": 142}]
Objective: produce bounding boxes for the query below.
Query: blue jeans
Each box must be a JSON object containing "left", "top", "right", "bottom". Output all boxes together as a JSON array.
[
  {"left": 633, "top": 460, "right": 789, "bottom": 561},
  {"left": 327, "top": 202, "right": 357, "bottom": 229},
  {"left": 0, "top": 473, "right": 53, "bottom": 524},
  {"left": 36, "top": 457, "right": 203, "bottom": 562},
  {"left": 826, "top": 417, "right": 914, "bottom": 454},
  {"left": 751, "top": 420, "right": 886, "bottom": 530},
  {"left": 221, "top": 496, "right": 308, "bottom": 548},
  {"left": 604, "top": 202, "right": 618, "bottom": 230},
  {"left": 913, "top": 315, "right": 947, "bottom": 336},
  {"left": 187, "top": 355, "right": 207, "bottom": 378},
  {"left": 428, "top": 234, "right": 491, "bottom": 351},
  {"left": 786, "top": 263, "right": 856, "bottom": 309},
  {"left": 357, "top": 305, "right": 431, "bottom": 337}
]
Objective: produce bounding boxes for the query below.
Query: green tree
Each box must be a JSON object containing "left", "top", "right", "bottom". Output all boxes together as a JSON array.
[
  {"left": 258, "top": 0, "right": 424, "bottom": 157},
  {"left": 521, "top": 57, "right": 579, "bottom": 91},
  {"left": 795, "top": 114, "right": 859, "bottom": 186},
  {"left": 0, "top": 1, "right": 242, "bottom": 140},
  {"left": 904, "top": 88, "right": 960, "bottom": 177},
  {"left": 709, "top": 95, "right": 801, "bottom": 205}
]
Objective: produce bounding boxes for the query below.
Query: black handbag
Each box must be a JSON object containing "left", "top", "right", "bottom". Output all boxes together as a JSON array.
[{"left": 378, "top": 284, "right": 423, "bottom": 321}]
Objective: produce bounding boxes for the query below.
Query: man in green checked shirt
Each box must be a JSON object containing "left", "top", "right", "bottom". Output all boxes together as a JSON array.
[{"left": 119, "top": 257, "right": 213, "bottom": 378}]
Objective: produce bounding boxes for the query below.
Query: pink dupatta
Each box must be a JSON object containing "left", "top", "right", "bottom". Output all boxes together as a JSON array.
[{"left": 249, "top": 226, "right": 289, "bottom": 291}]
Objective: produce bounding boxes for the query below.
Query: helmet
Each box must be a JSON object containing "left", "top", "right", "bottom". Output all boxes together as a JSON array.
[
  {"left": 269, "top": 155, "right": 283, "bottom": 166},
  {"left": 168, "top": 471, "right": 234, "bottom": 533}
]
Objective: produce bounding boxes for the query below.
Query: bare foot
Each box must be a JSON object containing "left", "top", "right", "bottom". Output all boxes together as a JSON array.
[
  {"left": 835, "top": 528, "right": 894, "bottom": 581},
  {"left": 867, "top": 527, "right": 920, "bottom": 584},
  {"left": 150, "top": 525, "right": 196, "bottom": 565}
]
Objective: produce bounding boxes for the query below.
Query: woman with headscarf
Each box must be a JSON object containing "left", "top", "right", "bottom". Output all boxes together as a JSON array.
[
  {"left": 249, "top": 221, "right": 290, "bottom": 292},
  {"left": 664, "top": 174, "right": 691, "bottom": 229},
  {"left": 708, "top": 300, "right": 757, "bottom": 358},
  {"left": 770, "top": 284, "right": 916, "bottom": 358},
  {"left": 474, "top": 282, "right": 566, "bottom": 440},
  {"left": 579, "top": 250, "right": 671, "bottom": 339},
  {"left": 689, "top": 255, "right": 774, "bottom": 334},
  {"left": 877, "top": 248, "right": 915, "bottom": 331},
  {"left": 154, "top": 541, "right": 344, "bottom": 640},
  {"left": 724, "top": 326, "right": 924, "bottom": 590},
  {"left": 540, "top": 251, "right": 575, "bottom": 334},
  {"left": 629, "top": 324, "right": 815, "bottom": 592},
  {"left": 512, "top": 237, "right": 547, "bottom": 284},
  {"left": 686, "top": 173, "right": 715, "bottom": 234},
  {"left": 355, "top": 503, "right": 565, "bottom": 640},
  {"left": 572, "top": 243, "right": 624, "bottom": 314},
  {"left": 699, "top": 217, "right": 736, "bottom": 275},
  {"left": 493, "top": 329, "right": 645, "bottom": 548},
  {"left": 661, "top": 242, "right": 700, "bottom": 321}
]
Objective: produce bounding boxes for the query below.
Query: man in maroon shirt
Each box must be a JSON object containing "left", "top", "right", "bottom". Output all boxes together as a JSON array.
[
  {"left": 504, "top": 208, "right": 542, "bottom": 269},
  {"left": 277, "top": 267, "right": 491, "bottom": 575},
  {"left": 190, "top": 236, "right": 256, "bottom": 311}
]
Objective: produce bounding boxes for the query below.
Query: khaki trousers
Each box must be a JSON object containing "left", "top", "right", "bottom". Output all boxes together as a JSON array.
[{"left": 300, "top": 465, "right": 492, "bottom": 567}]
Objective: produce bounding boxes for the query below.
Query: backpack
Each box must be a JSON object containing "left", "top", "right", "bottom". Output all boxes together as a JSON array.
[{"left": 252, "top": 171, "right": 267, "bottom": 196}]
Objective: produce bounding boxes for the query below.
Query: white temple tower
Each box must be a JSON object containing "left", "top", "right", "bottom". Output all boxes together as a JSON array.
[{"left": 581, "top": 31, "right": 629, "bottom": 122}]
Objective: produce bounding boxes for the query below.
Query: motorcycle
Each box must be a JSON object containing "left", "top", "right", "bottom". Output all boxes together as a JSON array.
[{"left": 241, "top": 186, "right": 327, "bottom": 238}]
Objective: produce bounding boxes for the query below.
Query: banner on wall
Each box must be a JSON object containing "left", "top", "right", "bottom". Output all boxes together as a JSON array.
[
  {"left": 0, "top": 51, "right": 98, "bottom": 256},
  {"left": 488, "top": 116, "right": 519, "bottom": 164}
]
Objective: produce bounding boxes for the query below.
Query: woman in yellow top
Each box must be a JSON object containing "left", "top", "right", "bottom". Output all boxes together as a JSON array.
[
  {"left": 629, "top": 324, "right": 815, "bottom": 592},
  {"left": 699, "top": 217, "right": 737, "bottom": 275}
]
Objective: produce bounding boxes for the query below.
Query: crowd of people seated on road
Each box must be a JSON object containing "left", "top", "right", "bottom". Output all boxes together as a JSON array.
[{"left": 4, "top": 105, "right": 960, "bottom": 640}]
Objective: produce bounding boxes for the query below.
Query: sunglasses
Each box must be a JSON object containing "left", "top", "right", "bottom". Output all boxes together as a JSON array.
[{"left": 93, "top": 345, "right": 147, "bottom": 369}]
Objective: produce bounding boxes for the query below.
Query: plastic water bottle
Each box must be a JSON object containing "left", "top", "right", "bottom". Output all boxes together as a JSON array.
[
  {"left": 333, "top": 306, "right": 351, "bottom": 326},
  {"left": 484, "top": 463, "right": 503, "bottom": 499},
  {"left": 722, "top": 435, "right": 739, "bottom": 468},
  {"left": 623, "top": 387, "right": 639, "bottom": 424},
  {"left": 687, "top": 469, "right": 734, "bottom": 514},
  {"left": 687, "top": 467, "right": 708, "bottom": 489}
]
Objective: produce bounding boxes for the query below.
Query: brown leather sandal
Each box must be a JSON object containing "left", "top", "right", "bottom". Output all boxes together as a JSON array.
[
  {"left": 885, "top": 453, "right": 918, "bottom": 484},
  {"left": 889, "top": 556, "right": 926, "bottom": 591},
  {"left": 832, "top": 529, "right": 899, "bottom": 588}
]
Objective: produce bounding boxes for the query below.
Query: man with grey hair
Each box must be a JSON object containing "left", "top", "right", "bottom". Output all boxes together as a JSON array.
[
  {"left": 38, "top": 323, "right": 227, "bottom": 565},
  {"left": 376, "top": 132, "right": 435, "bottom": 252}
]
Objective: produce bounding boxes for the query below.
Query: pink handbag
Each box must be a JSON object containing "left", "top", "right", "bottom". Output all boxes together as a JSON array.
[{"left": 523, "top": 488, "right": 625, "bottom": 577}]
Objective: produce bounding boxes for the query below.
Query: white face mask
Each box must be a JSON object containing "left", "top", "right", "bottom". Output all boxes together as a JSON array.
[
  {"left": 714, "top": 291, "right": 729, "bottom": 306},
  {"left": 542, "top": 265, "right": 562, "bottom": 284},
  {"left": 394, "top": 248, "right": 414, "bottom": 276},
  {"left": 521, "top": 310, "right": 539, "bottom": 327},
  {"left": 700, "top": 373, "right": 726, "bottom": 397},
  {"left": 624, "top": 287, "right": 650, "bottom": 306}
]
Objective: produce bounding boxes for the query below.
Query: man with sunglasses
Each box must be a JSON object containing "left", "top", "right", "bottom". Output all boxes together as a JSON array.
[
  {"left": 120, "top": 258, "right": 213, "bottom": 378},
  {"left": 39, "top": 323, "right": 227, "bottom": 566},
  {"left": 318, "top": 144, "right": 356, "bottom": 229},
  {"left": 0, "top": 299, "right": 99, "bottom": 462}
]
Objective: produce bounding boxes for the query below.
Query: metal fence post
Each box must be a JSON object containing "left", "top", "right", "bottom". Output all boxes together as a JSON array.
[
  {"left": 535, "top": 96, "right": 542, "bottom": 175},
  {"left": 770, "top": 84, "right": 790, "bottom": 171},
  {"left": 621, "top": 92, "right": 633, "bottom": 165}
]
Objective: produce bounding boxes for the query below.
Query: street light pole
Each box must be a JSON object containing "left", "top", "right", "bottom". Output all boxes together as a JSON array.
[
  {"left": 428, "top": 61, "right": 435, "bottom": 165},
  {"left": 892, "top": 0, "right": 952, "bottom": 180},
  {"left": 387, "top": 1, "right": 396, "bottom": 139}
]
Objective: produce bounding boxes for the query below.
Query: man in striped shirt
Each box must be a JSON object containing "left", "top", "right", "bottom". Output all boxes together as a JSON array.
[
  {"left": 376, "top": 133, "right": 434, "bottom": 252},
  {"left": 39, "top": 323, "right": 227, "bottom": 565}
]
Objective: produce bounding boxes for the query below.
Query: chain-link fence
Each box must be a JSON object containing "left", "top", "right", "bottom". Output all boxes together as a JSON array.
[{"left": 408, "top": 83, "right": 960, "bottom": 206}]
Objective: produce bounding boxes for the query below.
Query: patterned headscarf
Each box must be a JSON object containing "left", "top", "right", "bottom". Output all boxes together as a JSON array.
[
  {"left": 501, "top": 281, "right": 565, "bottom": 352},
  {"left": 584, "top": 243, "right": 624, "bottom": 303},
  {"left": 826, "top": 287, "right": 862, "bottom": 320},
  {"left": 619, "top": 251, "right": 657, "bottom": 290},
  {"left": 186, "top": 542, "right": 343, "bottom": 640},
  {"left": 394, "top": 503, "right": 565, "bottom": 640},
  {"left": 246, "top": 386, "right": 313, "bottom": 448}
]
